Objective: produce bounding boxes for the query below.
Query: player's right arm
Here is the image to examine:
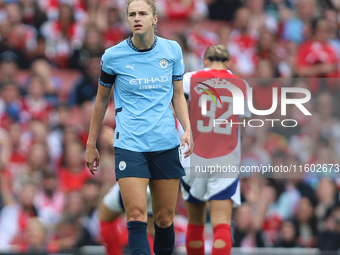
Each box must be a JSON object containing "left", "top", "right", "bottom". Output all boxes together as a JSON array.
[
  {"left": 85, "top": 50, "right": 116, "bottom": 175},
  {"left": 85, "top": 84, "right": 113, "bottom": 175}
]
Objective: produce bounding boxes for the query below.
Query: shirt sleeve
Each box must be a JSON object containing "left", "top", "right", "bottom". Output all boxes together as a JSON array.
[
  {"left": 99, "top": 50, "right": 116, "bottom": 88},
  {"left": 182, "top": 72, "right": 193, "bottom": 98},
  {"left": 172, "top": 42, "right": 185, "bottom": 81}
]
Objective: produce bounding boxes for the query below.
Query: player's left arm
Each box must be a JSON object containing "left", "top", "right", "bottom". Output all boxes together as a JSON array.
[{"left": 173, "top": 79, "right": 193, "bottom": 158}]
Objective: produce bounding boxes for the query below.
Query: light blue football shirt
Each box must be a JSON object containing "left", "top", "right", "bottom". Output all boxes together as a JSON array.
[{"left": 99, "top": 36, "right": 185, "bottom": 152}]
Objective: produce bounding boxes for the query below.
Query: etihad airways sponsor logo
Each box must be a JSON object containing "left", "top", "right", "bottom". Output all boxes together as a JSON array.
[
  {"left": 129, "top": 76, "right": 169, "bottom": 85},
  {"left": 139, "top": 84, "right": 162, "bottom": 90}
]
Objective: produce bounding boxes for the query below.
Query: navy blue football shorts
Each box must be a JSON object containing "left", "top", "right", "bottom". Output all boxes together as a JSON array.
[{"left": 114, "top": 145, "right": 185, "bottom": 180}]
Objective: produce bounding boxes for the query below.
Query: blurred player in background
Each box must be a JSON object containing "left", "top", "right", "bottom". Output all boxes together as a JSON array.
[{"left": 180, "top": 45, "right": 251, "bottom": 255}]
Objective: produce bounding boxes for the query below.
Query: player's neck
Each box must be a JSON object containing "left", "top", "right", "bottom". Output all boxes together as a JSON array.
[
  {"left": 209, "top": 62, "right": 225, "bottom": 70},
  {"left": 131, "top": 33, "right": 155, "bottom": 50}
]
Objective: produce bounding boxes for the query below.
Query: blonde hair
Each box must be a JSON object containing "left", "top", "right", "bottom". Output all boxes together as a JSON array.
[
  {"left": 204, "top": 45, "right": 229, "bottom": 62},
  {"left": 126, "top": 0, "right": 156, "bottom": 16}
]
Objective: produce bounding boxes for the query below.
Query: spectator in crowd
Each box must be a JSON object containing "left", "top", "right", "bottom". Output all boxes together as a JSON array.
[
  {"left": 63, "top": 191, "right": 86, "bottom": 220},
  {"left": 208, "top": 0, "right": 242, "bottom": 21},
  {"left": 81, "top": 178, "right": 101, "bottom": 243},
  {"left": 185, "top": 14, "right": 219, "bottom": 63},
  {"left": 40, "top": 3, "right": 85, "bottom": 68},
  {"left": 0, "top": 20, "right": 12, "bottom": 53},
  {"left": 3, "top": 1, "right": 37, "bottom": 65},
  {"left": 228, "top": 7, "right": 259, "bottom": 77},
  {"left": 21, "top": 75, "right": 54, "bottom": 126},
  {"left": 71, "top": 24, "right": 105, "bottom": 71},
  {"left": 0, "top": 181, "right": 39, "bottom": 251},
  {"left": 324, "top": 8, "right": 340, "bottom": 59},
  {"left": 276, "top": 220, "right": 299, "bottom": 247},
  {"left": 281, "top": 0, "right": 319, "bottom": 44},
  {"left": 20, "top": 0, "right": 47, "bottom": 31},
  {"left": 29, "top": 58, "right": 62, "bottom": 104},
  {"left": 173, "top": 33, "right": 201, "bottom": 72},
  {"left": 96, "top": 154, "right": 116, "bottom": 197},
  {"left": 38, "top": 0, "right": 87, "bottom": 23},
  {"left": 315, "top": 93, "right": 340, "bottom": 155},
  {"left": 241, "top": 128, "right": 271, "bottom": 172},
  {"left": 58, "top": 141, "right": 91, "bottom": 193},
  {"left": 0, "top": 50, "right": 20, "bottom": 85},
  {"left": 156, "top": 0, "right": 208, "bottom": 20},
  {"left": 256, "top": 29, "right": 280, "bottom": 68},
  {"left": 34, "top": 171, "right": 65, "bottom": 227},
  {"left": 20, "top": 217, "right": 58, "bottom": 253},
  {"left": 291, "top": 196, "right": 318, "bottom": 248},
  {"left": 315, "top": 179, "right": 339, "bottom": 229},
  {"left": 245, "top": 0, "right": 278, "bottom": 34},
  {"left": 317, "top": 206, "right": 340, "bottom": 251},
  {"left": 76, "top": 101, "right": 95, "bottom": 148},
  {"left": 295, "top": 18, "right": 339, "bottom": 94},
  {"left": 264, "top": 0, "right": 292, "bottom": 23},
  {"left": 0, "top": 82, "right": 22, "bottom": 129},
  {"left": 102, "top": 7, "right": 130, "bottom": 49},
  {"left": 60, "top": 191, "right": 97, "bottom": 245},
  {"left": 233, "top": 203, "right": 266, "bottom": 247},
  {"left": 83, "top": 0, "right": 108, "bottom": 29},
  {"left": 288, "top": 114, "right": 323, "bottom": 164},
  {"left": 47, "top": 104, "right": 72, "bottom": 167},
  {"left": 52, "top": 215, "right": 97, "bottom": 251},
  {"left": 251, "top": 59, "right": 280, "bottom": 111},
  {"left": 31, "top": 36, "right": 49, "bottom": 61},
  {"left": 1, "top": 122, "right": 26, "bottom": 176},
  {"left": 68, "top": 54, "right": 101, "bottom": 106},
  {"left": 10, "top": 142, "right": 49, "bottom": 196}
]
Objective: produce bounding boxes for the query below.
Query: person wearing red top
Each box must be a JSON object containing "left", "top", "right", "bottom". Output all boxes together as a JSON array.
[
  {"left": 58, "top": 141, "right": 91, "bottom": 193},
  {"left": 181, "top": 45, "right": 251, "bottom": 255},
  {"left": 21, "top": 75, "right": 54, "bottom": 126},
  {"left": 0, "top": 182, "right": 38, "bottom": 251},
  {"left": 296, "top": 18, "right": 339, "bottom": 94},
  {"left": 228, "top": 7, "right": 259, "bottom": 77},
  {"left": 252, "top": 59, "right": 281, "bottom": 111},
  {"left": 40, "top": 4, "right": 85, "bottom": 68},
  {"left": 186, "top": 15, "right": 219, "bottom": 63}
]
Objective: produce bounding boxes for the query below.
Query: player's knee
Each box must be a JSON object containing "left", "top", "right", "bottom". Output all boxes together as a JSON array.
[
  {"left": 188, "top": 241, "right": 204, "bottom": 248},
  {"left": 154, "top": 210, "right": 174, "bottom": 228},
  {"left": 127, "top": 206, "right": 146, "bottom": 222},
  {"left": 213, "top": 239, "right": 226, "bottom": 248}
]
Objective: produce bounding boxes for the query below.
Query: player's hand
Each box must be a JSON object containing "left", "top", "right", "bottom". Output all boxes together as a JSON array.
[
  {"left": 181, "top": 130, "right": 194, "bottom": 158},
  {"left": 85, "top": 145, "right": 100, "bottom": 175}
]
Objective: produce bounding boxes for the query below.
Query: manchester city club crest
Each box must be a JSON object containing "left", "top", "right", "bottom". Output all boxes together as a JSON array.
[
  {"left": 119, "top": 161, "right": 126, "bottom": 171},
  {"left": 159, "top": 58, "right": 168, "bottom": 68}
]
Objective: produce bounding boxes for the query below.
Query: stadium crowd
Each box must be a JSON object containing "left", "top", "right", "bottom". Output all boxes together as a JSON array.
[{"left": 0, "top": 0, "right": 340, "bottom": 253}]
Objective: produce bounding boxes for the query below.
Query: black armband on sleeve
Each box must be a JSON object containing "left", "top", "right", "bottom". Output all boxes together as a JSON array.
[
  {"left": 172, "top": 74, "right": 183, "bottom": 81},
  {"left": 99, "top": 70, "right": 116, "bottom": 88}
]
